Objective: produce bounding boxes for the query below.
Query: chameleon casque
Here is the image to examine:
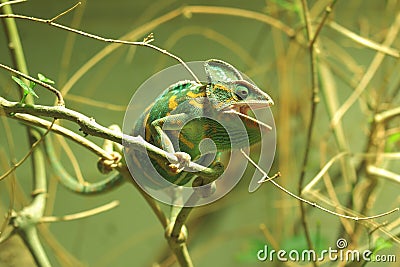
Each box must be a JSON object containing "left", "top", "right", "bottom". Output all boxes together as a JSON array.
[{"left": 129, "top": 59, "right": 274, "bottom": 188}]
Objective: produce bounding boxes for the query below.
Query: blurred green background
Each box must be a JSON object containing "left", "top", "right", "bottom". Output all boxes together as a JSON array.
[{"left": 1, "top": 0, "right": 399, "bottom": 266}]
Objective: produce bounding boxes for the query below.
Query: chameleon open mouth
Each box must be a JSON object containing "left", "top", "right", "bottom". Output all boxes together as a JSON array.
[{"left": 223, "top": 101, "right": 273, "bottom": 131}]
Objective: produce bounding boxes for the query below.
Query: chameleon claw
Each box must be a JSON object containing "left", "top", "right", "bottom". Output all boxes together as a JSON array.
[{"left": 169, "top": 152, "right": 191, "bottom": 173}]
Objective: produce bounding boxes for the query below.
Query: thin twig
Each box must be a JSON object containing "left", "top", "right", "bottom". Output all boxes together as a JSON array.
[
  {"left": 0, "top": 177, "right": 15, "bottom": 241},
  {"left": 375, "top": 106, "right": 400, "bottom": 123},
  {"left": 12, "top": 113, "right": 115, "bottom": 161},
  {"left": 56, "top": 134, "right": 85, "bottom": 184},
  {"left": 241, "top": 150, "right": 399, "bottom": 221},
  {"left": 0, "top": 13, "right": 200, "bottom": 83},
  {"left": 329, "top": 21, "right": 400, "bottom": 58},
  {"left": 0, "top": 0, "right": 25, "bottom": 8},
  {"left": 367, "top": 165, "right": 400, "bottom": 183},
  {"left": 182, "top": 5, "right": 295, "bottom": 38},
  {"left": 40, "top": 200, "right": 119, "bottom": 223},
  {"left": 309, "top": 0, "right": 338, "bottom": 47},
  {"left": 302, "top": 152, "right": 349, "bottom": 193},
  {"left": 0, "top": 119, "right": 56, "bottom": 181},
  {"left": 48, "top": 2, "right": 81, "bottom": 23},
  {"left": 161, "top": 26, "right": 258, "bottom": 68}
]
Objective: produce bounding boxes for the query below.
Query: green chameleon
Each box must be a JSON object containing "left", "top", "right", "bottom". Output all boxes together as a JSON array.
[{"left": 128, "top": 59, "right": 274, "bottom": 188}]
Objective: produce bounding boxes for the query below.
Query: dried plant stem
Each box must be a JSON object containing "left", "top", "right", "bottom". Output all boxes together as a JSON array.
[
  {"left": 367, "top": 165, "right": 400, "bottom": 183},
  {"left": 55, "top": 134, "right": 85, "bottom": 184},
  {"left": 329, "top": 21, "right": 400, "bottom": 58},
  {"left": 331, "top": 12, "right": 400, "bottom": 127},
  {"left": 182, "top": 5, "right": 295, "bottom": 37},
  {"left": 302, "top": 152, "right": 349, "bottom": 193},
  {"left": 297, "top": 0, "right": 318, "bottom": 262},
  {"left": 375, "top": 106, "right": 400, "bottom": 123}
]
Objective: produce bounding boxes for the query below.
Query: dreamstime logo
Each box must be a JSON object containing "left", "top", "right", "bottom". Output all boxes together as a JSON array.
[
  {"left": 257, "top": 238, "right": 397, "bottom": 263},
  {"left": 122, "top": 61, "right": 276, "bottom": 206}
]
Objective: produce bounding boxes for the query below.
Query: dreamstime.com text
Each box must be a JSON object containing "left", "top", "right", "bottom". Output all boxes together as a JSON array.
[{"left": 257, "top": 238, "right": 397, "bottom": 263}]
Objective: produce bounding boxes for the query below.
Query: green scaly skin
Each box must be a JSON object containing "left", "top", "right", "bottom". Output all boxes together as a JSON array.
[{"left": 129, "top": 59, "right": 274, "bottom": 187}]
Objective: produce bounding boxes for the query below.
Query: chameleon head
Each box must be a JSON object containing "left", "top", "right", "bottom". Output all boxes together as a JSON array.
[
  {"left": 206, "top": 80, "right": 274, "bottom": 132},
  {"left": 204, "top": 59, "right": 274, "bottom": 129}
]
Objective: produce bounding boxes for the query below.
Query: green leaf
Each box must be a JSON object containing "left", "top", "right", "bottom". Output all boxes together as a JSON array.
[
  {"left": 388, "top": 132, "right": 400, "bottom": 143},
  {"left": 370, "top": 237, "right": 393, "bottom": 262},
  {"left": 29, "top": 81, "right": 36, "bottom": 89},
  {"left": 271, "top": 0, "right": 300, "bottom": 12},
  {"left": 373, "top": 237, "right": 393, "bottom": 253},
  {"left": 38, "top": 73, "right": 55, "bottom": 84},
  {"left": 12, "top": 76, "right": 31, "bottom": 92},
  {"left": 12, "top": 76, "right": 39, "bottom": 99}
]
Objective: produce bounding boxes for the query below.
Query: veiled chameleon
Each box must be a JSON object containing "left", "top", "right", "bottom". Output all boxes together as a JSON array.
[{"left": 129, "top": 59, "right": 274, "bottom": 188}]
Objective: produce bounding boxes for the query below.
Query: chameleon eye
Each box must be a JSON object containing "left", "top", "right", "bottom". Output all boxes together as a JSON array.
[{"left": 235, "top": 85, "right": 249, "bottom": 100}]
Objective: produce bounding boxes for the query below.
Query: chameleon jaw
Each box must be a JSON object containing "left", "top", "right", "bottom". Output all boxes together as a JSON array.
[
  {"left": 223, "top": 109, "right": 273, "bottom": 131},
  {"left": 222, "top": 101, "right": 273, "bottom": 131}
]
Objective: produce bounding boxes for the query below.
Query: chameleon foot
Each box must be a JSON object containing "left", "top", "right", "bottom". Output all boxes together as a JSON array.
[
  {"left": 169, "top": 152, "right": 191, "bottom": 173},
  {"left": 97, "top": 152, "right": 122, "bottom": 174}
]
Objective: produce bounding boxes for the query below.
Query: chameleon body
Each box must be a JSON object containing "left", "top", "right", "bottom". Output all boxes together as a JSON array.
[{"left": 129, "top": 59, "right": 274, "bottom": 187}]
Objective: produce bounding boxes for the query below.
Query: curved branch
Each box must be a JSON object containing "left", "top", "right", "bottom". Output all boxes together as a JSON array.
[
  {"left": 43, "top": 132, "right": 125, "bottom": 195},
  {"left": 12, "top": 113, "right": 115, "bottom": 160}
]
